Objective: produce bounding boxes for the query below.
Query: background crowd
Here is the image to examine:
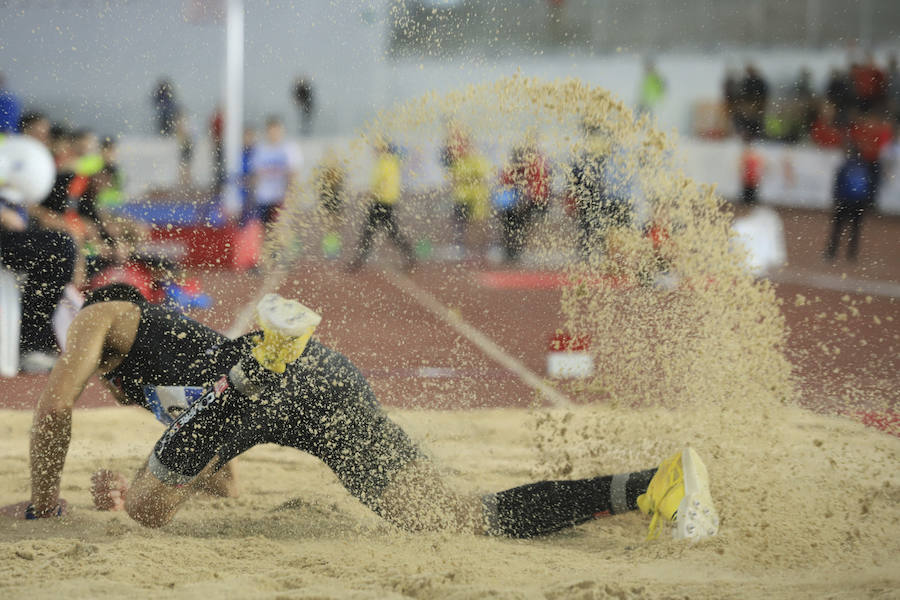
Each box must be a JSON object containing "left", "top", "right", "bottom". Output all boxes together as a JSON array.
[
  {"left": 720, "top": 53, "right": 899, "bottom": 148},
  {"left": 2, "top": 50, "right": 897, "bottom": 375}
]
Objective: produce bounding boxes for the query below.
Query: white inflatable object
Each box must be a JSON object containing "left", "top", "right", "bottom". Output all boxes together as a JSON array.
[
  {"left": 0, "top": 268, "right": 21, "bottom": 377},
  {"left": 732, "top": 206, "right": 787, "bottom": 277},
  {"left": 0, "top": 135, "right": 56, "bottom": 206}
]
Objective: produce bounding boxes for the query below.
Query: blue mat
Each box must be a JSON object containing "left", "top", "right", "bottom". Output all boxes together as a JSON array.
[{"left": 117, "top": 199, "right": 226, "bottom": 227}]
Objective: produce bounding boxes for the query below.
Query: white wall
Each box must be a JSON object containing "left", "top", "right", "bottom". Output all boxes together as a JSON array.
[
  {"left": 0, "top": 1, "right": 391, "bottom": 136},
  {"left": 1, "top": 1, "right": 897, "bottom": 138}
]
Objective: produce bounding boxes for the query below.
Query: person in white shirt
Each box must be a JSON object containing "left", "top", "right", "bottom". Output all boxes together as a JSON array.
[{"left": 249, "top": 116, "right": 302, "bottom": 224}]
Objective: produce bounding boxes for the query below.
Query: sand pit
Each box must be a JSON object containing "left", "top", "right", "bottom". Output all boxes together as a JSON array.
[
  {"left": 3, "top": 76, "right": 897, "bottom": 599},
  {"left": 2, "top": 403, "right": 898, "bottom": 599}
]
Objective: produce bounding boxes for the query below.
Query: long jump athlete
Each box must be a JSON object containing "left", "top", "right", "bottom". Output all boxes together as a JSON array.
[{"left": 3, "top": 283, "right": 718, "bottom": 541}]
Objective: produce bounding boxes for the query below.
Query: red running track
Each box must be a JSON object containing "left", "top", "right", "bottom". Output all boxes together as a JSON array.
[{"left": 1, "top": 208, "right": 897, "bottom": 435}]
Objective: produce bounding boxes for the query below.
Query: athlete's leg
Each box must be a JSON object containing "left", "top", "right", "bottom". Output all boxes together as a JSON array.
[
  {"left": 268, "top": 339, "right": 660, "bottom": 538},
  {"left": 376, "top": 460, "right": 656, "bottom": 537},
  {"left": 377, "top": 460, "right": 483, "bottom": 534}
]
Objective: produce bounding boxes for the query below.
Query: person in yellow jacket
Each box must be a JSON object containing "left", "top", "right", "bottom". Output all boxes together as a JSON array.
[
  {"left": 447, "top": 135, "right": 491, "bottom": 258},
  {"left": 349, "top": 140, "right": 415, "bottom": 271}
]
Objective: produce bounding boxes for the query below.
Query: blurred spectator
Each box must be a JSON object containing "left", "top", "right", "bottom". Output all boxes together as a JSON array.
[
  {"left": 792, "top": 69, "right": 818, "bottom": 139},
  {"left": 239, "top": 126, "right": 256, "bottom": 223},
  {"left": 810, "top": 102, "right": 845, "bottom": 149},
  {"left": 349, "top": 140, "right": 415, "bottom": 272},
  {"left": 851, "top": 54, "right": 886, "bottom": 113},
  {"left": 249, "top": 116, "right": 301, "bottom": 225},
  {"left": 151, "top": 78, "right": 179, "bottom": 136},
  {"left": 637, "top": 59, "right": 666, "bottom": 116},
  {"left": 445, "top": 128, "right": 491, "bottom": 257},
  {"left": 292, "top": 77, "right": 315, "bottom": 136},
  {"left": 723, "top": 67, "right": 741, "bottom": 130},
  {"left": 824, "top": 145, "right": 874, "bottom": 262},
  {"left": 567, "top": 121, "right": 635, "bottom": 262},
  {"left": 1, "top": 199, "right": 76, "bottom": 372},
  {"left": 71, "top": 129, "right": 105, "bottom": 227},
  {"left": 314, "top": 148, "right": 347, "bottom": 258},
  {"left": 739, "top": 133, "right": 764, "bottom": 206},
  {"left": 0, "top": 72, "right": 21, "bottom": 133},
  {"left": 498, "top": 138, "right": 550, "bottom": 263},
  {"left": 210, "top": 106, "right": 225, "bottom": 193},
  {"left": 886, "top": 54, "right": 900, "bottom": 122},
  {"left": 30, "top": 126, "right": 108, "bottom": 287},
  {"left": 31, "top": 126, "right": 77, "bottom": 238},
  {"left": 174, "top": 112, "right": 194, "bottom": 187},
  {"left": 825, "top": 67, "right": 854, "bottom": 128},
  {"left": 737, "top": 64, "right": 769, "bottom": 139},
  {"left": 67, "top": 129, "right": 120, "bottom": 277},
  {"left": 18, "top": 111, "right": 51, "bottom": 145},
  {"left": 96, "top": 136, "right": 124, "bottom": 211}
]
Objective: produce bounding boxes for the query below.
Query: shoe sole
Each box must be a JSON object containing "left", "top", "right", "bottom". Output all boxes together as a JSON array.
[
  {"left": 673, "top": 446, "right": 719, "bottom": 542},
  {"left": 256, "top": 294, "right": 321, "bottom": 338}
]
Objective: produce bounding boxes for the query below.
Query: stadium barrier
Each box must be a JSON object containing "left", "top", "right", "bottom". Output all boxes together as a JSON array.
[{"left": 117, "top": 136, "right": 900, "bottom": 215}]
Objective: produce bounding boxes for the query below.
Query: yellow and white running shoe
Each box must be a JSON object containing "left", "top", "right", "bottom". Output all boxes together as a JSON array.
[
  {"left": 636, "top": 446, "right": 719, "bottom": 542},
  {"left": 252, "top": 294, "right": 322, "bottom": 373}
]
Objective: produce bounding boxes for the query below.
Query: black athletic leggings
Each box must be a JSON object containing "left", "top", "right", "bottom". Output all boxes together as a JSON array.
[
  {"left": 0, "top": 227, "right": 76, "bottom": 353},
  {"left": 149, "top": 339, "right": 422, "bottom": 512},
  {"left": 825, "top": 202, "right": 867, "bottom": 260},
  {"left": 148, "top": 337, "right": 657, "bottom": 538},
  {"left": 352, "top": 202, "right": 414, "bottom": 265}
]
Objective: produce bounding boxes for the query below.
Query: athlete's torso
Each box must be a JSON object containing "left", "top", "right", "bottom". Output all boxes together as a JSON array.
[{"left": 101, "top": 303, "right": 238, "bottom": 424}]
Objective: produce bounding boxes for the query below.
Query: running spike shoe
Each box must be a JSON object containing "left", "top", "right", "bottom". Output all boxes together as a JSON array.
[
  {"left": 636, "top": 446, "right": 719, "bottom": 542},
  {"left": 252, "top": 294, "right": 322, "bottom": 373}
]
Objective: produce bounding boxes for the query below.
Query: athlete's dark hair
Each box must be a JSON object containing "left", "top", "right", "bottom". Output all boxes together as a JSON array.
[{"left": 83, "top": 283, "right": 147, "bottom": 308}]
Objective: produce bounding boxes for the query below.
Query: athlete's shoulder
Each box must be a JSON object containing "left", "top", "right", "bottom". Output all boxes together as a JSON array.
[{"left": 76, "top": 300, "right": 139, "bottom": 328}]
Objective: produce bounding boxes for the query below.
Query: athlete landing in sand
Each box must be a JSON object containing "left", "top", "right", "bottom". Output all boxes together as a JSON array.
[{"left": 3, "top": 284, "right": 718, "bottom": 541}]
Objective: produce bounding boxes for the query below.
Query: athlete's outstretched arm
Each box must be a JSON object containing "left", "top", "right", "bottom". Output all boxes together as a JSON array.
[{"left": 29, "top": 309, "right": 113, "bottom": 515}]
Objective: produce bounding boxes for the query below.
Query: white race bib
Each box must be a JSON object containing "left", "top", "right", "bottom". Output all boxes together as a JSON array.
[{"left": 143, "top": 385, "right": 206, "bottom": 426}]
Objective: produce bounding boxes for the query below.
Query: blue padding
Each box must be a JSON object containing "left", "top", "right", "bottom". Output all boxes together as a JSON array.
[{"left": 116, "top": 200, "right": 226, "bottom": 227}]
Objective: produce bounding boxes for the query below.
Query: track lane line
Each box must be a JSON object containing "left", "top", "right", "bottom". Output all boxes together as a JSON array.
[
  {"left": 769, "top": 268, "right": 900, "bottom": 299},
  {"left": 383, "top": 270, "right": 572, "bottom": 408}
]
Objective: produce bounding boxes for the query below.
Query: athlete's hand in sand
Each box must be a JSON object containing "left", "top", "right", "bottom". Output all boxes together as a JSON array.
[
  {"left": 0, "top": 499, "right": 69, "bottom": 519},
  {"left": 91, "top": 469, "right": 129, "bottom": 511}
]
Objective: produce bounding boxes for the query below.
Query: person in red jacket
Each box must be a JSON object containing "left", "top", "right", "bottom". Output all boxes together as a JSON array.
[
  {"left": 739, "top": 133, "right": 764, "bottom": 206},
  {"left": 810, "top": 102, "right": 845, "bottom": 149},
  {"left": 851, "top": 54, "right": 887, "bottom": 113},
  {"left": 497, "top": 139, "right": 551, "bottom": 262}
]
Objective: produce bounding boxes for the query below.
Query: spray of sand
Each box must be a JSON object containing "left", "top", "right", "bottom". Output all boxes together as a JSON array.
[{"left": 261, "top": 74, "right": 898, "bottom": 583}]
